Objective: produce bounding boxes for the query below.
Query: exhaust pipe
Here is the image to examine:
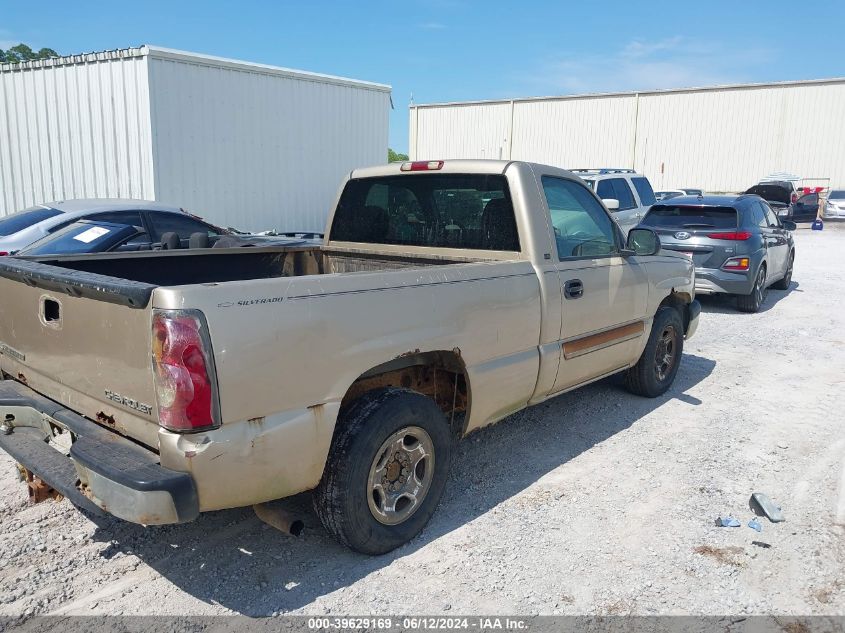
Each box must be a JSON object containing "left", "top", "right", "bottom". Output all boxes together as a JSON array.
[{"left": 253, "top": 503, "right": 304, "bottom": 537}]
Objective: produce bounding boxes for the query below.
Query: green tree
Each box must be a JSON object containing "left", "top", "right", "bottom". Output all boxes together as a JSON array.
[
  {"left": 388, "top": 148, "right": 409, "bottom": 163},
  {"left": 0, "top": 44, "right": 60, "bottom": 64}
]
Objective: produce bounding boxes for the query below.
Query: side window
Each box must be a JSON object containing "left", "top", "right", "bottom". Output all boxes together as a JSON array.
[
  {"left": 148, "top": 213, "right": 220, "bottom": 241},
  {"left": 86, "top": 211, "right": 147, "bottom": 245},
  {"left": 799, "top": 193, "right": 818, "bottom": 206},
  {"left": 541, "top": 176, "right": 618, "bottom": 260},
  {"left": 761, "top": 203, "right": 779, "bottom": 227},
  {"left": 751, "top": 203, "right": 768, "bottom": 228},
  {"left": 596, "top": 178, "right": 636, "bottom": 210},
  {"left": 631, "top": 177, "right": 657, "bottom": 206}
]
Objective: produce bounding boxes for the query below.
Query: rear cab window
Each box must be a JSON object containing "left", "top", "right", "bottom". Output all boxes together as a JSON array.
[
  {"left": 147, "top": 212, "right": 222, "bottom": 241},
  {"left": 0, "top": 207, "right": 62, "bottom": 236},
  {"left": 330, "top": 174, "right": 519, "bottom": 251},
  {"left": 642, "top": 205, "right": 738, "bottom": 229}
]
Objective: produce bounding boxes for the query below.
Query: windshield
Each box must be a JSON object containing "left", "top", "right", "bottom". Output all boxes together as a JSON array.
[
  {"left": 19, "top": 221, "right": 138, "bottom": 256},
  {"left": 641, "top": 205, "right": 738, "bottom": 229},
  {"left": 0, "top": 207, "right": 62, "bottom": 236}
]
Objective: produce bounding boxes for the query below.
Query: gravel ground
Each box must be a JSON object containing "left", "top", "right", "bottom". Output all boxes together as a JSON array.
[{"left": 0, "top": 225, "right": 843, "bottom": 618}]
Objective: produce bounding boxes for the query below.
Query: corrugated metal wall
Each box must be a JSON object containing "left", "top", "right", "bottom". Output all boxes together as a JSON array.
[
  {"left": 410, "top": 80, "right": 845, "bottom": 192},
  {"left": 411, "top": 102, "right": 513, "bottom": 161},
  {"left": 148, "top": 53, "right": 390, "bottom": 233},
  {"left": 0, "top": 51, "right": 155, "bottom": 215}
]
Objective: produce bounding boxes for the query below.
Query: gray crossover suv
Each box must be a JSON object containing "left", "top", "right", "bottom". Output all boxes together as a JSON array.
[{"left": 639, "top": 195, "right": 796, "bottom": 313}]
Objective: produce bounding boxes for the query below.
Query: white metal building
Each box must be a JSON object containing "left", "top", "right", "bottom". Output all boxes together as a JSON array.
[
  {"left": 409, "top": 78, "right": 845, "bottom": 193},
  {"left": 0, "top": 46, "right": 391, "bottom": 232}
]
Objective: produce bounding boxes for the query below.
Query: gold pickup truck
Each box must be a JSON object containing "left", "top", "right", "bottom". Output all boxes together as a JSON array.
[{"left": 0, "top": 160, "right": 700, "bottom": 554}]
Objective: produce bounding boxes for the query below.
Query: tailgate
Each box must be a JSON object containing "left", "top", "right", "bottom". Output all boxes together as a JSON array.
[{"left": 0, "top": 259, "right": 161, "bottom": 448}]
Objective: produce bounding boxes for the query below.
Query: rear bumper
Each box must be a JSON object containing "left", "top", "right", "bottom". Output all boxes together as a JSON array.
[
  {"left": 693, "top": 267, "right": 754, "bottom": 295},
  {"left": 0, "top": 379, "right": 198, "bottom": 525}
]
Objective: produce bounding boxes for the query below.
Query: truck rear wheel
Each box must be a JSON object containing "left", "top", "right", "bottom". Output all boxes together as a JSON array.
[
  {"left": 624, "top": 306, "right": 684, "bottom": 398},
  {"left": 313, "top": 388, "right": 452, "bottom": 555}
]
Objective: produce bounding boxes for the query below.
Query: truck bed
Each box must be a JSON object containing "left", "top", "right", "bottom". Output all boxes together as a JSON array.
[{"left": 7, "top": 246, "right": 471, "bottom": 293}]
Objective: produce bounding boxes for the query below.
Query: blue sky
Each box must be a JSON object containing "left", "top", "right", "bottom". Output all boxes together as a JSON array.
[{"left": 3, "top": 0, "right": 844, "bottom": 153}]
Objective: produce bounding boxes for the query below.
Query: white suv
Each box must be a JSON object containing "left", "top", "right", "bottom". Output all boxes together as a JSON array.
[{"left": 570, "top": 169, "right": 657, "bottom": 234}]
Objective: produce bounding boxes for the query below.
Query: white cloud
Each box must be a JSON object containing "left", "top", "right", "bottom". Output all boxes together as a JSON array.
[{"left": 523, "top": 36, "right": 775, "bottom": 95}]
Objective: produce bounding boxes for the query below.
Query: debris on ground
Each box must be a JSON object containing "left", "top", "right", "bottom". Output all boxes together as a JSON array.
[
  {"left": 748, "top": 519, "right": 762, "bottom": 533},
  {"left": 715, "top": 516, "right": 741, "bottom": 527},
  {"left": 749, "top": 493, "right": 785, "bottom": 523}
]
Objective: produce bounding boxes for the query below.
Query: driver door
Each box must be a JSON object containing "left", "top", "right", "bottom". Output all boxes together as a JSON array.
[{"left": 540, "top": 176, "right": 650, "bottom": 393}]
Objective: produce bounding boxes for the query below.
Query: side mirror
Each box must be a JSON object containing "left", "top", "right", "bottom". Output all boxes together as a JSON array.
[
  {"left": 625, "top": 228, "right": 661, "bottom": 256},
  {"left": 782, "top": 220, "right": 797, "bottom": 231},
  {"left": 602, "top": 198, "right": 620, "bottom": 211}
]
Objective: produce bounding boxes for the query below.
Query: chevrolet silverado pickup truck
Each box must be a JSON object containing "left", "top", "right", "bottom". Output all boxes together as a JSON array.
[{"left": 0, "top": 160, "right": 700, "bottom": 554}]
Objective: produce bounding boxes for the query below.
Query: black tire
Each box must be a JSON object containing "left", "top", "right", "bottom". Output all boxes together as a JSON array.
[
  {"left": 771, "top": 251, "right": 794, "bottom": 290},
  {"left": 625, "top": 306, "right": 684, "bottom": 398},
  {"left": 313, "top": 388, "right": 452, "bottom": 555},
  {"left": 736, "top": 263, "right": 768, "bottom": 313}
]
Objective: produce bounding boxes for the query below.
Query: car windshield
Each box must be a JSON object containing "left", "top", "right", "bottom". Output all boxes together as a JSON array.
[
  {"left": 19, "top": 220, "right": 138, "bottom": 256},
  {"left": 0, "top": 207, "right": 62, "bottom": 236},
  {"left": 830, "top": 191, "right": 845, "bottom": 200},
  {"left": 641, "top": 205, "right": 738, "bottom": 229}
]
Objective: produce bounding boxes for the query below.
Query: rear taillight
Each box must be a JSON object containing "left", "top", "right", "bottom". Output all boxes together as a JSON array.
[
  {"left": 0, "top": 252, "right": 8, "bottom": 256},
  {"left": 707, "top": 231, "right": 752, "bottom": 240},
  {"left": 400, "top": 160, "right": 444, "bottom": 171},
  {"left": 722, "top": 257, "right": 750, "bottom": 271},
  {"left": 152, "top": 309, "right": 219, "bottom": 432},
  {"left": 791, "top": 193, "right": 798, "bottom": 204}
]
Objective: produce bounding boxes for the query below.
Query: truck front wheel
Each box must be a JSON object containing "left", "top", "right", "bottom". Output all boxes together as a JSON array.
[
  {"left": 313, "top": 388, "right": 452, "bottom": 555},
  {"left": 624, "top": 306, "right": 684, "bottom": 398}
]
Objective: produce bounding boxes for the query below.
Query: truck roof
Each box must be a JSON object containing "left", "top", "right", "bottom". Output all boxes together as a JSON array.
[{"left": 350, "top": 159, "right": 574, "bottom": 179}]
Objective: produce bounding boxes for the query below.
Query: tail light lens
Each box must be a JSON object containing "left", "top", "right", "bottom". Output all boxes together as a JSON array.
[
  {"left": 722, "top": 257, "right": 750, "bottom": 271},
  {"left": 152, "top": 309, "right": 220, "bottom": 432},
  {"left": 791, "top": 193, "right": 798, "bottom": 204},
  {"left": 0, "top": 252, "right": 8, "bottom": 256},
  {"left": 707, "top": 231, "right": 752, "bottom": 240}
]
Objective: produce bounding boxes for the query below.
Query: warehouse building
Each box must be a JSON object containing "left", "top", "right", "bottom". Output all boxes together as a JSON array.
[
  {"left": 0, "top": 46, "right": 391, "bottom": 232},
  {"left": 409, "top": 78, "right": 845, "bottom": 193}
]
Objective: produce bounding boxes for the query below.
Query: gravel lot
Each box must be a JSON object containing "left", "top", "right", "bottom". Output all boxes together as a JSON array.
[{"left": 1, "top": 225, "right": 843, "bottom": 618}]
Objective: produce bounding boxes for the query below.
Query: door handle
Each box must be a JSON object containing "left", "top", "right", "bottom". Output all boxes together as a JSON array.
[{"left": 564, "top": 279, "right": 583, "bottom": 299}]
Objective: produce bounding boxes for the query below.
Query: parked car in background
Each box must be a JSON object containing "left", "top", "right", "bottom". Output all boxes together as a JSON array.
[
  {"left": 744, "top": 181, "right": 798, "bottom": 219},
  {"left": 639, "top": 194, "right": 796, "bottom": 313},
  {"left": 826, "top": 190, "right": 845, "bottom": 218},
  {"left": 15, "top": 220, "right": 316, "bottom": 257},
  {"left": 0, "top": 199, "right": 229, "bottom": 255},
  {"left": 680, "top": 188, "right": 703, "bottom": 196},
  {"left": 788, "top": 192, "right": 821, "bottom": 222},
  {"left": 655, "top": 190, "right": 686, "bottom": 202},
  {"left": 570, "top": 168, "right": 657, "bottom": 234}
]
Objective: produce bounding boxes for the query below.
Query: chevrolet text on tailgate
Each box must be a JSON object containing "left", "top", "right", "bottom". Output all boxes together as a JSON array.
[{"left": 0, "top": 160, "right": 700, "bottom": 554}]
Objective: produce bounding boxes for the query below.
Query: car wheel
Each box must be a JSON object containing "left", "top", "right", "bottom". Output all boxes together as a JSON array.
[
  {"left": 313, "top": 388, "right": 452, "bottom": 555},
  {"left": 736, "top": 264, "right": 768, "bottom": 313},
  {"left": 771, "top": 251, "right": 794, "bottom": 290},
  {"left": 625, "top": 306, "right": 684, "bottom": 398}
]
